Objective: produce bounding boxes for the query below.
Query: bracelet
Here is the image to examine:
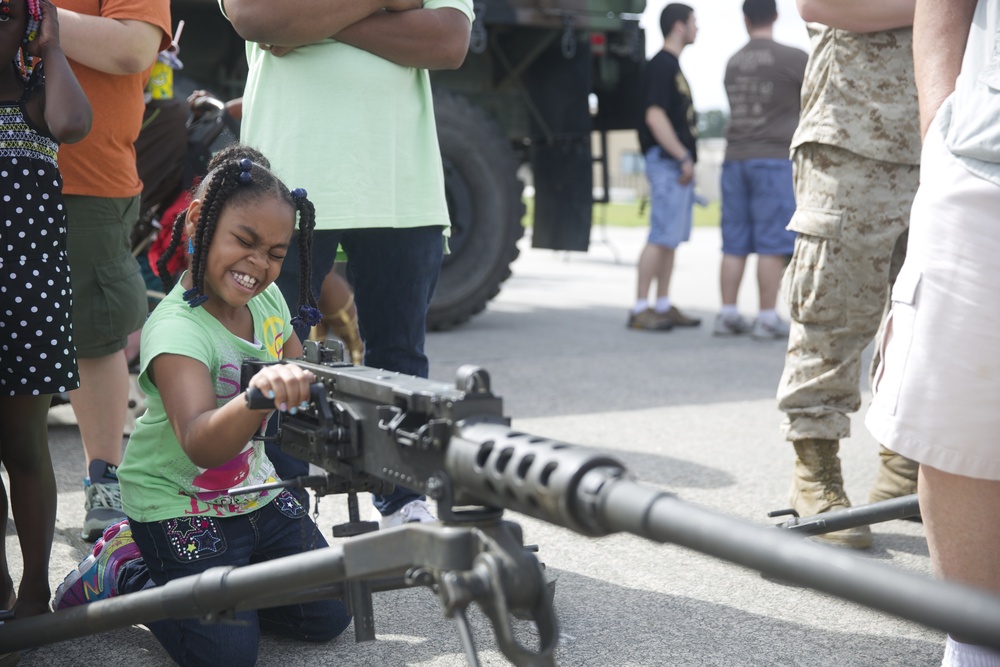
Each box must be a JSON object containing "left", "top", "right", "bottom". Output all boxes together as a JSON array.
[{"left": 678, "top": 151, "right": 693, "bottom": 164}]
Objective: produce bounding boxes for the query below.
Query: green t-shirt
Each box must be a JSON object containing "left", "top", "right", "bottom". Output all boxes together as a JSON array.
[
  {"left": 118, "top": 278, "right": 293, "bottom": 523},
  {"left": 231, "top": 1, "right": 474, "bottom": 231}
]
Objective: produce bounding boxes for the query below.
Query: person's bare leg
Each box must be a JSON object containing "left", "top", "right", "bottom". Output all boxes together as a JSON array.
[
  {"left": 757, "top": 254, "right": 786, "bottom": 311},
  {"left": 0, "top": 395, "right": 57, "bottom": 618},
  {"left": 70, "top": 352, "right": 129, "bottom": 469},
  {"left": 315, "top": 268, "right": 363, "bottom": 365},
  {"left": 636, "top": 244, "right": 673, "bottom": 301},
  {"left": 635, "top": 243, "right": 665, "bottom": 302},
  {"left": 721, "top": 254, "right": 747, "bottom": 306},
  {"left": 919, "top": 465, "right": 1000, "bottom": 650}
]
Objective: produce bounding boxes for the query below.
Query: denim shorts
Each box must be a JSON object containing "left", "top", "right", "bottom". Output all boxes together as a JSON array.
[
  {"left": 64, "top": 195, "right": 147, "bottom": 357},
  {"left": 645, "top": 147, "right": 694, "bottom": 249},
  {"left": 719, "top": 159, "right": 797, "bottom": 256}
]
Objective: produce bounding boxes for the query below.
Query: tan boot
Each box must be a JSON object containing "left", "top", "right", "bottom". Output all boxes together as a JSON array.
[
  {"left": 310, "top": 293, "right": 364, "bottom": 365},
  {"left": 868, "top": 445, "right": 918, "bottom": 504},
  {"left": 790, "top": 439, "right": 873, "bottom": 549}
]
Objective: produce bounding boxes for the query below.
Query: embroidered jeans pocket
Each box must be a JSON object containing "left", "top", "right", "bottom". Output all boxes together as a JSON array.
[
  {"left": 273, "top": 490, "right": 307, "bottom": 519},
  {"left": 161, "top": 516, "right": 228, "bottom": 563}
]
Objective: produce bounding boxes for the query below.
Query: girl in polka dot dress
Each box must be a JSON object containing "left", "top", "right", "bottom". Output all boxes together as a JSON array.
[{"left": 0, "top": 0, "right": 91, "bottom": 619}]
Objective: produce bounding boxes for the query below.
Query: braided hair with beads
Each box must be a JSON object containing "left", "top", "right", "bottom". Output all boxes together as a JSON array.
[
  {"left": 156, "top": 155, "right": 322, "bottom": 328},
  {"left": 1, "top": 0, "right": 42, "bottom": 79}
]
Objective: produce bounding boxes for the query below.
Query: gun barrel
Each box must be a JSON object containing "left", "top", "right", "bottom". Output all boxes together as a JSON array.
[
  {"left": 0, "top": 545, "right": 350, "bottom": 653},
  {"left": 446, "top": 421, "right": 1000, "bottom": 649}
]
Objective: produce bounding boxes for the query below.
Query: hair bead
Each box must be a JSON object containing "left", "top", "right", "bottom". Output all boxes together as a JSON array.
[
  {"left": 182, "top": 288, "right": 208, "bottom": 308},
  {"left": 24, "top": 0, "right": 40, "bottom": 43},
  {"left": 291, "top": 305, "right": 322, "bottom": 328},
  {"left": 238, "top": 158, "right": 253, "bottom": 184}
]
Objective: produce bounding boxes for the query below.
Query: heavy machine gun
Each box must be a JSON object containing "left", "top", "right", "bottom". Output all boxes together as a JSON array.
[{"left": 1, "top": 340, "right": 999, "bottom": 664}]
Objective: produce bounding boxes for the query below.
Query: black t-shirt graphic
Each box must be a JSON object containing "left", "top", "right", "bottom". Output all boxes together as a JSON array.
[{"left": 637, "top": 50, "right": 698, "bottom": 162}]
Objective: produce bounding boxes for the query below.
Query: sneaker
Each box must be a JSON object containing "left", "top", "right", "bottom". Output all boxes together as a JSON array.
[
  {"left": 53, "top": 520, "right": 140, "bottom": 609},
  {"left": 381, "top": 499, "right": 436, "bottom": 529},
  {"left": 81, "top": 481, "right": 126, "bottom": 542},
  {"left": 751, "top": 316, "right": 790, "bottom": 340},
  {"left": 712, "top": 313, "right": 751, "bottom": 336},
  {"left": 627, "top": 308, "right": 672, "bottom": 331},
  {"left": 790, "top": 439, "right": 873, "bottom": 549},
  {"left": 660, "top": 306, "right": 701, "bottom": 327}
]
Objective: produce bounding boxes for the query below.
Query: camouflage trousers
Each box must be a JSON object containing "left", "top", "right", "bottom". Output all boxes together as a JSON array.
[{"left": 777, "top": 143, "right": 919, "bottom": 442}]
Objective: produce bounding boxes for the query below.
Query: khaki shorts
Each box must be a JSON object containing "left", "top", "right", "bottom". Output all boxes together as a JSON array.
[
  {"left": 65, "top": 195, "right": 147, "bottom": 358},
  {"left": 866, "top": 124, "right": 1000, "bottom": 481}
]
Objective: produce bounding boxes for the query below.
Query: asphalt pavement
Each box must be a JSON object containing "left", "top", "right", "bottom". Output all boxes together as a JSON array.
[{"left": 10, "top": 222, "right": 944, "bottom": 666}]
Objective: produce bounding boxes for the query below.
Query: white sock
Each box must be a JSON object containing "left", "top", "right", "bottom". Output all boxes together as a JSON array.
[
  {"left": 757, "top": 309, "right": 779, "bottom": 325},
  {"left": 632, "top": 299, "right": 649, "bottom": 315},
  {"left": 654, "top": 297, "right": 672, "bottom": 313},
  {"left": 720, "top": 304, "right": 739, "bottom": 318},
  {"left": 942, "top": 636, "right": 1000, "bottom": 667}
]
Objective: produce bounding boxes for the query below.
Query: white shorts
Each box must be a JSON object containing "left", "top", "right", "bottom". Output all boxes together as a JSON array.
[{"left": 865, "top": 122, "right": 1000, "bottom": 481}]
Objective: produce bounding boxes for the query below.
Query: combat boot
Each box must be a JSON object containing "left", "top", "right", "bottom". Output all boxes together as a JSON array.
[
  {"left": 790, "top": 439, "right": 873, "bottom": 549},
  {"left": 868, "top": 445, "right": 918, "bottom": 504}
]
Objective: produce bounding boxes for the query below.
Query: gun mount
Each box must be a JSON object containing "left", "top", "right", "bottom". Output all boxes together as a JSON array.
[{"left": 3, "top": 341, "right": 1000, "bottom": 665}]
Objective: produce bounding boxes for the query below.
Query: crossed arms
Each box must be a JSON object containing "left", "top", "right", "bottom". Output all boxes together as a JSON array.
[{"left": 222, "top": 0, "right": 471, "bottom": 70}]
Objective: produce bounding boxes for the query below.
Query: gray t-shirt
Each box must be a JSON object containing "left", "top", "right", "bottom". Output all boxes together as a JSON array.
[{"left": 724, "top": 38, "right": 808, "bottom": 161}]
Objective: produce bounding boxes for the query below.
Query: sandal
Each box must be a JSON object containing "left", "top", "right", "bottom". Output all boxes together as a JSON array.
[{"left": 309, "top": 293, "right": 364, "bottom": 365}]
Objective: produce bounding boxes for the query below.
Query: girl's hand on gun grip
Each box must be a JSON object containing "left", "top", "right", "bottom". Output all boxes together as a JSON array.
[{"left": 247, "top": 365, "right": 315, "bottom": 415}]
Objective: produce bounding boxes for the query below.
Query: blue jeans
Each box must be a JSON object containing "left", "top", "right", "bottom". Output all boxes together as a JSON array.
[
  {"left": 272, "top": 225, "right": 445, "bottom": 515},
  {"left": 119, "top": 493, "right": 352, "bottom": 667}
]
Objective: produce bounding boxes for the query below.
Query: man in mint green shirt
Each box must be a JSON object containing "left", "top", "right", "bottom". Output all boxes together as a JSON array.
[{"left": 220, "top": 0, "right": 473, "bottom": 523}]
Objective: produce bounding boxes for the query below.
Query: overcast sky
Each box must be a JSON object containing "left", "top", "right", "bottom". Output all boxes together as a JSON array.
[{"left": 640, "top": 0, "right": 812, "bottom": 112}]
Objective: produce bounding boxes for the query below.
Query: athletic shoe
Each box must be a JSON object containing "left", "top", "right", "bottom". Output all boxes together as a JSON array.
[
  {"left": 712, "top": 313, "right": 751, "bottom": 336},
  {"left": 751, "top": 316, "right": 790, "bottom": 340},
  {"left": 81, "top": 480, "right": 126, "bottom": 542},
  {"left": 54, "top": 520, "right": 140, "bottom": 609},
  {"left": 381, "top": 499, "right": 436, "bottom": 529},
  {"left": 626, "top": 308, "right": 672, "bottom": 331},
  {"left": 660, "top": 306, "right": 701, "bottom": 327}
]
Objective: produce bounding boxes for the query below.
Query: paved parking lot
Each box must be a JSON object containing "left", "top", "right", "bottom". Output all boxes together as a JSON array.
[{"left": 11, "top": 224, "right": 947, "bottom": 666}]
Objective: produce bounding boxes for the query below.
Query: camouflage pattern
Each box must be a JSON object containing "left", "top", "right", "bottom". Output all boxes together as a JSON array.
[
  {"left": 791, "top": 26, "right": 920, "bottom": 167},
  {"left": 777, "top": 143, "right": 918, "bottom": 442}
]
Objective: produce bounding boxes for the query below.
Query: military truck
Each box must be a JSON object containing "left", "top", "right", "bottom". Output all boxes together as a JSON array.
[{"left": 169, "top": 0, "right": 646, "bottom": 329}]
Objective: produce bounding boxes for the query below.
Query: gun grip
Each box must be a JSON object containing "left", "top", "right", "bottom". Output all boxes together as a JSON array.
[
  {"left": 245, "top": 383, "right": 325, "bottom": 411},
  {"left": 245, "top": 387, "right": 272, "bottom": 410}
]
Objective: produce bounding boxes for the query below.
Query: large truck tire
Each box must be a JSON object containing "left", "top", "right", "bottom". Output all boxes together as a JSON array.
[{"left": 428, "top": 90, "right": 525, "bottom": 331}]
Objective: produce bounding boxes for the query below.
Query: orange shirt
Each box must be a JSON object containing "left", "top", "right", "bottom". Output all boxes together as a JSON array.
[{"left": 56, "top": 0, "right": 171, "bottom": 198}]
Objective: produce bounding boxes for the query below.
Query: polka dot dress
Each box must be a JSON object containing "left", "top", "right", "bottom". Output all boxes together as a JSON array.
[{"left": 0, "top": 70, "right": 79, "bottom": 396}]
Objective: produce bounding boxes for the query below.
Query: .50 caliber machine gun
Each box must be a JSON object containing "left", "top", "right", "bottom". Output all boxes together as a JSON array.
[{"left": 1, "top": 340, "right": 999, "bottom": 665}]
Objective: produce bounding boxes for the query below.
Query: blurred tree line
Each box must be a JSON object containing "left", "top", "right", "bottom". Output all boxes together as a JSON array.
[{"left": 697, "top": 109, "right": 728, "bottom": 139}]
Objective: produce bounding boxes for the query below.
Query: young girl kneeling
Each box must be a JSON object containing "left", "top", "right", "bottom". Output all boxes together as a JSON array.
[{"left": 53, "top": 151, "right": 351, "bottom": 667}]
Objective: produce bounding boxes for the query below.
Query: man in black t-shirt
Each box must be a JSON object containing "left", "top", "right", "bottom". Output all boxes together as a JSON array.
[{"left": 629, "top": 3, "right": 701, "bottom": 332}]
